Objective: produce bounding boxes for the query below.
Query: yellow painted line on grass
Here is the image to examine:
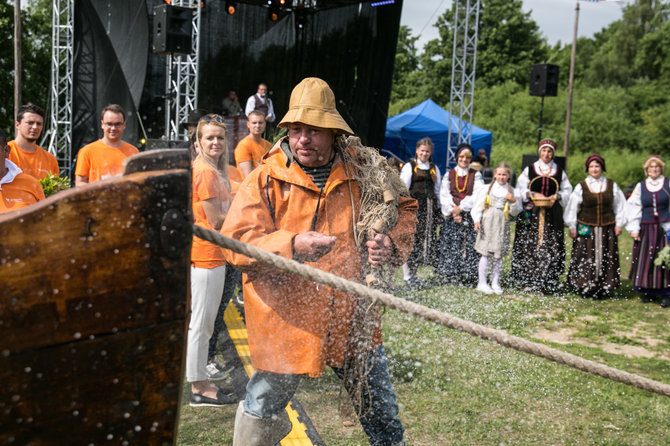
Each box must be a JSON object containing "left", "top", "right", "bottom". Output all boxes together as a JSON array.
[{"left": 223, "top": 301, "right": 315, "bottom": 446}]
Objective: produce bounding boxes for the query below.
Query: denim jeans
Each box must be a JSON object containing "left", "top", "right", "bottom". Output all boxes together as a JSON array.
[{"left": 244, "top": 345, "right": 404, "bottom": 446}]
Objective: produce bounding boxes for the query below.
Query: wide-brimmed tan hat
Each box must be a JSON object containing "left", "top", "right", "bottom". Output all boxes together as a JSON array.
[{"left": 278, "top": 77, "right": 353, "bottom": 135}]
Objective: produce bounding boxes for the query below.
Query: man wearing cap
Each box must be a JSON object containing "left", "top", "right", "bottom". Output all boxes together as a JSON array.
[
  {"left": 222, "top": 77, "right": 416, "bottom": 446},
  {"left": 74, "top": 104, "right": 139, "bottom": 186},
  {"left": 512, "top": 139, "right": 573, "bottom": 292}
]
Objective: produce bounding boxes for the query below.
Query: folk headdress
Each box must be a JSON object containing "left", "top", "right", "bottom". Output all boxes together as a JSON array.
[
  {"left": 585, "top": 153, "right": 606, "bottom": 172},
  {"left": 537, "top": 139, "right": 557, "bottom": 155}
]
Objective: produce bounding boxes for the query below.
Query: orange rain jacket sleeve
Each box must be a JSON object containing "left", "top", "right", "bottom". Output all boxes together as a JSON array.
[{"left": 221, "top": 140, "right": 417, "bottom": 377}]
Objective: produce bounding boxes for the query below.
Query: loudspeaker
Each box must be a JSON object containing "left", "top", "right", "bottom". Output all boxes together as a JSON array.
[
  {"left": 152, "top": 5, "right": 193, "bottom": 55},
  {"left": 529, "top": 64, "right": 559, "bottom": 97}
]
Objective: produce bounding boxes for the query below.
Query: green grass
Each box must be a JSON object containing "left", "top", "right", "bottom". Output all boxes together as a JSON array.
[{"left": 176, "top": 230, "right": 670, "bottom": 445}]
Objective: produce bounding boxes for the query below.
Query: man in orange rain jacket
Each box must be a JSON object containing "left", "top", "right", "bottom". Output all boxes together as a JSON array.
[{"left": 221, "top": 78, "right": 416, "bottom": 446}]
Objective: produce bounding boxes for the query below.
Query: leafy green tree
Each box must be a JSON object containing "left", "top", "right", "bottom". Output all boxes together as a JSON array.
[
  {"left": 475, "top": 0, "right": 547, "bottom": 86},
  {"left": 585, "top": 0, "right": 668, "bottom": 87},
  {"left": 0, "top": 0, "right": 51, "bottom": 136}
]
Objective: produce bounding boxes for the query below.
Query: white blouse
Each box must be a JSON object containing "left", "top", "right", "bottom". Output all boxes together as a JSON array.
[
  {"left": 471, "top": 181, "right": 523, "bottom": 223},
  {"left": 515, "top": 160, "right": 573, "bottom": 208},
  {"left": 439, "top": 166, "right": 485, "bottom": 216},
  {"left": 624, "top": 175, "right": 668, "bottom": 234},
  {"left": 399, "top": 159, "right": 442, "bottom": 201},
  {"left": 0, "top": 159, "right": 23, "bottom": 188},
  {"left": 563, "top": 176, "right": 626, "bottom": 229}
]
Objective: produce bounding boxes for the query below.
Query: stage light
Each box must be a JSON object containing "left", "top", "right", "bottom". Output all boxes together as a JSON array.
[
  {"left": 225, "top": 1, "right": 236, "bottom": 15},
  {"left": 279, "top": 0, "right": 286, "bottom": 4},
  {"left": 295, "top": 9, "right": 307, "bottom": 30},
  {"left": 371, "top": 0, "right": 395, "bottom": 6},
  {"left": 269, "top": 6, "right": 280, "bottom": 22}
]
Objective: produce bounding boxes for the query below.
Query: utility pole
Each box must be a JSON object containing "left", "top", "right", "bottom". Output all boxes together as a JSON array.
[
  {"left": 563, "top": 2, "right": 579, "bottom": 159},
  {"left": 14, "top": 0, "right": 22, "bottom": 120}
]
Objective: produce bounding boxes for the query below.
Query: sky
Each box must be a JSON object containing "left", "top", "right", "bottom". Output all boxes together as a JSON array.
[{"left": 400, "top": 0, "right": 630, "bottom": 51}]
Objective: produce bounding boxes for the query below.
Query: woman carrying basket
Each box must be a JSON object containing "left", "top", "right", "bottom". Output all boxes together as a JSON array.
[{"left": 511, "top": 139, "right": 573, "bottom": 293}]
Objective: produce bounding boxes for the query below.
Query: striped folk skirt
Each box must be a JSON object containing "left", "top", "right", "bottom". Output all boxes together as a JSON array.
[{"left": 629, "top": 221, "right": 670, "bottom": 295}]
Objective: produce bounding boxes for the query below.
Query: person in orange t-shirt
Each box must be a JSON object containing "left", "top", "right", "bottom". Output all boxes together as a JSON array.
[
  {"left": 0, "top": 129, "right": 45, "bottom": 213},
  {"left": 8, "top": 104, "right": 59, "bottom": 180},
  {"left": 188, "top": 114, "right": 236, "bottom": 407},
  {"left": 234, "top": 110, "right": 271, "bottom": 178},
  {"left": 74, "top": 104, "right": 139, "bottom": 185}
]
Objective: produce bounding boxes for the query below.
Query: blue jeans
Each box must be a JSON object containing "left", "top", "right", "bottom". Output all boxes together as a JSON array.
[{"left": 244, "top": 345, "right": 404, "bottom": 446}]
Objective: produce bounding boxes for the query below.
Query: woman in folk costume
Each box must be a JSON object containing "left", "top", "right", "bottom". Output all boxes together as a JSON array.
[
  {"left": 624, "top": 155, "right": 670, "bottom": 308},
  {"left": 564, "top": 154, "right": 626, "bottom": 298},
  {"left": 511, "top": 139, "right": 573, "bottom": 293},
  {"left": 438, "top": 143, "right": 485, "bottom": 284},
  {"left": 471, "top": 162, "right": 522, "bottom": 295},
  {"left": 399, "top": 137, "right": 441, "bottom": 287}
]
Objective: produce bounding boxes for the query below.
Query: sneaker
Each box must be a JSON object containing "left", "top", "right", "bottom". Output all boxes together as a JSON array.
[
  {"left": 189, "top": 388, "right": 238, "bottom": 407},
  {"left": 491, "top": 284, "right": 503, "bottom": 295},
  {"left": 476, "top": 283, "right": 494, "bottom": 295},
  {"left": 206, "top": 362, "right": 226, "bottom": 380}
]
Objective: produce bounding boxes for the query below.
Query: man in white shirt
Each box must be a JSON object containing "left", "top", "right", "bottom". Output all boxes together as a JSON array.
[{"left": 245, "top": 83, "right": 275, "bottom": 123}]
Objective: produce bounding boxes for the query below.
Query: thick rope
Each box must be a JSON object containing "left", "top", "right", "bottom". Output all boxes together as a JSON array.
[{"left": 193, "top": 225, "right": 670, "bottom": 399}]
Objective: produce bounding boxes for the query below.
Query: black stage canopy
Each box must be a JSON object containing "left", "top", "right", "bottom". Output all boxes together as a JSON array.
[{"left": 72, "top": 0, "right": 403, "bottom": 160}]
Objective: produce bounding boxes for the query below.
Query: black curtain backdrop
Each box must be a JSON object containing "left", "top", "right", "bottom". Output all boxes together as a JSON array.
[
  {"left": 72, "top": 0, "right": 402, "bottom": 160},
  {"left": 140, "top": 0, "right": 403, "bottom": 149},
  {"left": 73, "top": 0, "right": 149, "bottom": 159}
]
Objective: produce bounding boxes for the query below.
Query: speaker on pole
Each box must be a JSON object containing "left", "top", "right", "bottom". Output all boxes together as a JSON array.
[
  {"left": 152, "top": 5, "right": 193, "bottom": 55},
  {"left": 529, "top": 64, "right": 559, "bottom": 97}
]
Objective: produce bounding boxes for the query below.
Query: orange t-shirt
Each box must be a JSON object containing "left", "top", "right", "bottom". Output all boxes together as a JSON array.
[
  {"left": 0, "top": 172, "right": 45, "bottom": 213},
  {"left": 74, "top": 139, "right": 139, "bottom": 183},
  {"left": 8, "top": 141, "right": 59, "bottom": 180},
  {"left": 228, "top": 164, "right": 243, "bottom": 198},
  {"left": 191, "top": 157, "right": 229, "bottom": 269},
  {"left": 234, "top": 136, "right": 271, "bottom": 169}
]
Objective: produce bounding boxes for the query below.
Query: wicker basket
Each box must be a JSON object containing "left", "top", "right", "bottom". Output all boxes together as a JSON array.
[
  {"left": 531, "top": 196, "right": 555, "bottom": 208},
  {"left": 528, "top": 175, "right": 559, "bottom": 208}
]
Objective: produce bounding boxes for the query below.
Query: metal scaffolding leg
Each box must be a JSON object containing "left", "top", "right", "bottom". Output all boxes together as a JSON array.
[
  {"left": 45, "top": 0, "right": 74, "bottom": 176},
  {"left": 165, "top": 1, "right": 201, "bottom": 141},
  {"left": 447, "top": 0, "right": 480, "bottom": 169}
]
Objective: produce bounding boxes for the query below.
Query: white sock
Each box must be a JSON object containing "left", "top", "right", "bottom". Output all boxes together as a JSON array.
[
  {"left": 402, "top": 263, "right": 412, "bottom": 281},
  {"left": 478, "top": 256, "right": 489, "bottom": 285},
  {"left": 491, "top": 258, "right": 503, "bottom": 288}
]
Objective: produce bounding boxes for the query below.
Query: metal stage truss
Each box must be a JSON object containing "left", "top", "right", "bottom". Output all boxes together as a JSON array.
[
  {"left": 447, "top": 0, "right": 480, "bottom": 168},
  {"left": 46, "top": 0, "right": 74, "bottom": 175},
  {"left": 165, "top": 0, "right": 201, "bottom": 141}
]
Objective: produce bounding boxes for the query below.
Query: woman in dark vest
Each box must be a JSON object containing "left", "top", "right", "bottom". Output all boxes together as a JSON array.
[
  {"left": 438, "top": 143, "right": 484, "bottom": 285},
  {"left": 564, "top": 154, "right": 626, "bottom": 298},
  {"left": 512, "top": 139, "right": 573, "bottom": 293},
  {"left": 624, "top": 155, "right": 670, "bottom": 308},
  {"left": 399, "top": 137, "right": 442, "bottom": 287}
]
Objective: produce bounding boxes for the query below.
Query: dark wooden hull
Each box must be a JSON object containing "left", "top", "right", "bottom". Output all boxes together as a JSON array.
[{"left": 0, "top": 150, "right": 192, "bottom": 445}]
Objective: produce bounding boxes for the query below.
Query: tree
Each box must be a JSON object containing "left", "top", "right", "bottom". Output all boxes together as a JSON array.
[
  {"left": 417, "top": 0, "right": 547, "bottom": 107},
  {"left": 0, "top": 0, "right": 51, "bottom": 136},
  {"left": 475, "top": 0, "right": 547, "bottom": 86},
  {"left": 585, "top": 0, "right": 668, "bottom": 87}
]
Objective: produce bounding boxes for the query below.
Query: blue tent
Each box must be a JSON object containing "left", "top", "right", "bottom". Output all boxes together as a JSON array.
[{"left": 383, "top": 99, "right": 493, "bottom": 173}]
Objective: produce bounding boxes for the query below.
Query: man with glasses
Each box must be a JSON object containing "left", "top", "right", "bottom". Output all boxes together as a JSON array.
[
  {"left": 8, "top": 104, "right": 59, "bottom": 180},
  {"left": 74, "top": 104, "right": 139, "bottom": 186},
  {"left": 0, "top": 128, "right": 45, "bottom": 212}
]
